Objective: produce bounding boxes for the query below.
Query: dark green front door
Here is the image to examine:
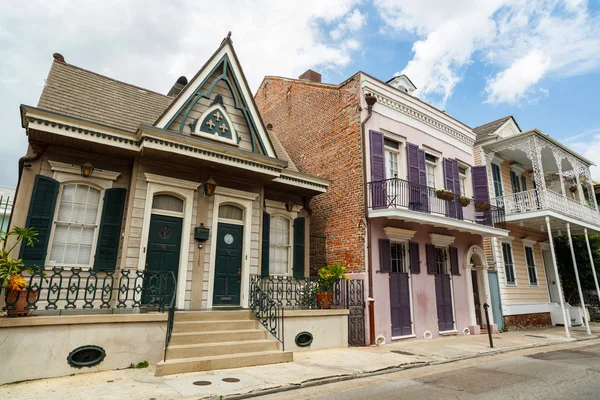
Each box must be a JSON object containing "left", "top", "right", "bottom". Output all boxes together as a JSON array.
[
  {"left": 143, "top": 214, "right": 182, "bottom": 305},
  {"left": 213, "top": 223, "right": 243, "bottom": 306}
]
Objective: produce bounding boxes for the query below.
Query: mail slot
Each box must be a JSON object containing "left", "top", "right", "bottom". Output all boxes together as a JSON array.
[{"left": 194, "top": 224, "right": 210, "bottom": 241}]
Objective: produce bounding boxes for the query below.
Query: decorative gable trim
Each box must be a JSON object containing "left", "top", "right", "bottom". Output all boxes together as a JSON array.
[{"left": 191, "top": 104, "right": 239, "bottom": 146}]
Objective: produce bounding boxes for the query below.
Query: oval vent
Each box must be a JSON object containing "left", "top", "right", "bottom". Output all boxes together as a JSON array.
[
  {"left": 67, "top": 345, "right": 106, "bottom": 368},
  {"left": 295, "top": 331, "right": 313, "bottom": 347}
]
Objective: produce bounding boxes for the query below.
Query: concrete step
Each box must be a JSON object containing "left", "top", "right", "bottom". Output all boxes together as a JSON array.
[
  {"left": 169, "top": 329, "right": 268, "bottom": 346},
  {"left": 173, "top": 319, "right": 257, "bottom": 333},
  {"left": 174, "top": 310, "right": 253, "bottom": 322},
  {"left": 166, "top": 339, "right": 279, "bottom": 360},
  {"left": 155, "top": 350, "right": 293, "bottom": 376}
]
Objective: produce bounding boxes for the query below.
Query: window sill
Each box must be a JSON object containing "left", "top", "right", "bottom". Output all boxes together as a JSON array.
[
  {"left": 506, "top": 282, "right": 517, "bottom": 286},
  {"left": 391, "top": 334, "right": 416, "bottom": 340},
  {"left": 439, "top": 329, "right": 458, "bottom": 336}
]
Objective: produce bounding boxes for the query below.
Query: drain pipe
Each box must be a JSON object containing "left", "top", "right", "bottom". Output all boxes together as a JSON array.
[
  {"left": 360, "top": 92, "right": 377, "bottom": 345},
  {"left": 7, "top": 148, "right": 44, "bottom": 232}
]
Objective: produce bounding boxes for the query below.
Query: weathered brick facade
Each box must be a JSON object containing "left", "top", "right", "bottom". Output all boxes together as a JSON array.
[
  {"left": 255, "top": 76, "right": 365, "bottom": 273},
  {"left": 504, "top": 312, "right": 552, "bottom": 330}
]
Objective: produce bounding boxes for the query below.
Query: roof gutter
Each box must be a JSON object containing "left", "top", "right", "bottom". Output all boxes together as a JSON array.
[{"left": 360, "top": 92, "right": 377, "bottom": 345}]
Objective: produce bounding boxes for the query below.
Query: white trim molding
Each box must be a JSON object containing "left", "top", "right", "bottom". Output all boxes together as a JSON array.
[
  {"left": 429, "top": 233, "right": 455, "bottom": 247},
  {"left": 383, "top": 227, "right": 416, "bottom": 242},
  {"left": 138, "top": 173, "right": 200, "bottom": 309},
  {"left": 522, "top": 237, "right": 538, "bottom": 247},
  {"left": 49, "top": 160, "right": 120, "bottom": 189},
  {"left": 499, "top": 235, "right": 515, "bottom": 243}
]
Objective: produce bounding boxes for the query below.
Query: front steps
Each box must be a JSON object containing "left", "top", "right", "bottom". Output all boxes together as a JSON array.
[{"left": 155, "top": 310, "right": 292, "bottom": 376}]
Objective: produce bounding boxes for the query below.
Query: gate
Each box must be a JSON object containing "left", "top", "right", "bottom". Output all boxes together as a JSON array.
[{"left": 335, "top": 278, "right": 366, "bottom": 346}]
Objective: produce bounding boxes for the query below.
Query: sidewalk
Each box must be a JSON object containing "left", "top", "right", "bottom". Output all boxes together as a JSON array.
[{"left": 2, "top": 324, "right": 599, "bottom": 400}]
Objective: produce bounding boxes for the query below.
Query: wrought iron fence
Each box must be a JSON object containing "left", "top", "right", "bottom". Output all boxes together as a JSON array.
[
  {"left": 249, "top": 278, "right": 284, "bottom": 349},
  {"left": 3, "top": 268, "right": 177, "bottom": 314},
  {"left": 249, "top": 275, "right": 366, "bottom": 346},
  {"left": 163, "top": 278, "right": 178, "bottom": 362},
  {"left": 367, "top": 177, "right": 506, "bottom": 229}
]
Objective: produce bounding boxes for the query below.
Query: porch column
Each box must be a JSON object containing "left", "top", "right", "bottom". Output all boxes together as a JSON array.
[
  {"left": 465, "top": 264, "right": 477, "bottom": 327},
  {"left": 531, "top": 136, "right": 547, "bottom": 208},
  {"left": 566, "top": 223, "right": 591, "bottom": 335},
  {"left": 546, "top": 216, "right": 570, "bottom": 338},
  {"left": 584, "top": 228, "right": 600, "bottom": 316}
]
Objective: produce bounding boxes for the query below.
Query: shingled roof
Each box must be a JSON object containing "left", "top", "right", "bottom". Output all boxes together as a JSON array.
[
  {"left": 37, "top": 59, "right": 173, "bottom": 133},
  {"left": 473, "top": 116, "right": 520, "bottom": 141}
]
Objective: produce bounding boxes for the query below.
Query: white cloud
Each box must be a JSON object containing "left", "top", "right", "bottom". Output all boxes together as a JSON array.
[
  {"left": 564, "top": 128, "right": 600, "bottom": 181},
  {"left": 0, "top": 0, "right": 364, "bottom": 187},
  {"left": 374, "top": 0, "right": 600, "bottom": 108},
  {"left": 330, "top": 9, "right": 366, "bottom": 40}
]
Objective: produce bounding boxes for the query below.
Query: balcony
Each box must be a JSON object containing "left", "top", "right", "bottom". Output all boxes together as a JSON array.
[
  {"left": 494, "top": 188, "right": 600, "bottom": 227},
  {"left": 367, "top": 177, "right": 507, "bottom": 236}
]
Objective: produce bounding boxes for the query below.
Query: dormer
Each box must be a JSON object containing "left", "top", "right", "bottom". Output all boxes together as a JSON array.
[{"left": 386, "top": 74, "right": 417, "bottom": 95}]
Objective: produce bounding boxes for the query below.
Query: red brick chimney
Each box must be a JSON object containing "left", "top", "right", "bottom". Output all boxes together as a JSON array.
[{"left": 298, "top": 69, "right": 321, "bottom": 83}]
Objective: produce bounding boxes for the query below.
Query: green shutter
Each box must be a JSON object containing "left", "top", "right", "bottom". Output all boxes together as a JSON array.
[
  {"left": 293, "top": 217, "right": 305, "bottom": 278},
  {"left": 20, "top": 175, "right": 59, "bottom": 267},
  {"left": 93, "top": 188, "right": 126, "bottom": 271},
  {"left": 261, "top": 211, "right": 270, "bottom": 277}
]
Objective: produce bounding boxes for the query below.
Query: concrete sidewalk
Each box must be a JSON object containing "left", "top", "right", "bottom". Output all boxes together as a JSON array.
[{"left": 2, "top": 324, "right": 599, "bottom": 400}]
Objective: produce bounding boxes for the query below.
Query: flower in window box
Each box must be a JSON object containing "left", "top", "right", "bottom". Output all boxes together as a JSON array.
[
  {"left": 458, "top": 196, "right": 471, "bottom": 207},
  {"left": 435, "top": 189, "right": 454, "bottom": 201}
]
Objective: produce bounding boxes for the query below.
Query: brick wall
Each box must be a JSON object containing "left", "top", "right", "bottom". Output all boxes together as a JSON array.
[
  {"left": 504, "top": 312, "right": 552, "bottom": 330},
  {"left": 255, "top": 76, "right": 365, "bottom": 273}
]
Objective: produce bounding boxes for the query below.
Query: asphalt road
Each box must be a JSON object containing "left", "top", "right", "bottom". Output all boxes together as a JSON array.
[{"left": 255, "top": 342, "right": 600, "bottom": 400}]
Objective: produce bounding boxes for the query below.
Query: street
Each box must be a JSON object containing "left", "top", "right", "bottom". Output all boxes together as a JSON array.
[{"left": 255, "top": 342, "right": 600, "bottom": 400}]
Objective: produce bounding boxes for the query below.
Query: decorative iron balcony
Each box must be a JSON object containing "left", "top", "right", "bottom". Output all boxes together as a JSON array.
[
  {"left": 493, "top": 188, "right": 600, "bottom": 225},
  {"left": 367, "top": 177, "right": 506, "bottom": 229}
]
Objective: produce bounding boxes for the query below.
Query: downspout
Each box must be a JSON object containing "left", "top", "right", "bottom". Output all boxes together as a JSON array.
[
  {"left": 7, "top": 149, "right": 44, "bottom": 232},
  {"left": 361, "top": 92, "right": 377, "bottom": 345}
]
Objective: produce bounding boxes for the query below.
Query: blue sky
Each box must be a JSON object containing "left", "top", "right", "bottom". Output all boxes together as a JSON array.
[{"left": 1, "top": 0, "right": 600, "bottom": 188}]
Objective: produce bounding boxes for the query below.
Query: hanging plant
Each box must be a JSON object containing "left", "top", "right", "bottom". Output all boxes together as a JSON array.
[
  {"left": 458, "top": 196, "right": 471, "bottom": 207},
  {"left": 435, "top": 189, "right": 454, "bottom": 201},
  {"left": 474, "top": 201, "right": 491, "bottom": 211},
  {"left": 569, "top": 185, "right": 578, "bottom": 193}
]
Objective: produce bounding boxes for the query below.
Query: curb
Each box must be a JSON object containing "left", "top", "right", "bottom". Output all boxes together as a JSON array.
[{"left": 221, "top": 335, "right": 600, "bottom": 400}]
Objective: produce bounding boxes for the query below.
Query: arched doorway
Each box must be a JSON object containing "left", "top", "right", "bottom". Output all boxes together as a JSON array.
[{"left": 466, "top": 245, "right": 502, "bottom": 332}]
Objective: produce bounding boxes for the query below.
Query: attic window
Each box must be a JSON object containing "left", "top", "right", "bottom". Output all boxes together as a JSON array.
[{"left": 191, "top": 104, "right": 239, "bottom": 146}]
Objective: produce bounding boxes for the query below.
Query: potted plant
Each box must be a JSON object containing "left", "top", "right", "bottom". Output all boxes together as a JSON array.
[
  {"left": 474, "top": 201, "right": 491, "bottom": 211},
  {"left": 0, "top": 226, "right": 43, "bottom": 317},
  {"left": 316, "top": 263, "right": 350, "bottom": 309},
  {"left": 435, "top": 189, "right": 454, "bottom": 201},
  {"left": 458, "top": 196, "right": 471, "bottom": 207}
]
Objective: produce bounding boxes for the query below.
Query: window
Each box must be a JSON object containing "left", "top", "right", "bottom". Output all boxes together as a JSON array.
[
  {"left": 152, "top": 195, "right": 183, "bottom": 213},
  {"left": 426, "top": 154, "right": 437, "bottom": 188},
  {"left": 269, "top": 215, "right": 291, "bottom": 275},
  {"left": 502, "top": 243, "right": 516, "bottom": 285},
  {"left": 219, "top": 204, "right": 243, "bottom": 220},
  {"left": 521, "top": 175, "right": 527, "bottom": 191},
  {"left": 384, "top": 138, "right": 400, "bottom": 179},
  {"left": 525, "top": 246, "right": 538, "bottom": 285},
  {"left": 434, "top": 247, "right": 449, "bottom": 275},
  {"left": 492, "top": 163, "right": 503, "bottom": 197},
  {"left": 458, "top": 166, "right": 467, "bottom": 196},
  {"left": 390, "top": 242, "right": 407, "bottom": 273},
  {"left": 510, "top": 171, "right": 521, "bottom": 193},
  {"left": 49, "top": 184, "right": 101, "bottom": 267}
]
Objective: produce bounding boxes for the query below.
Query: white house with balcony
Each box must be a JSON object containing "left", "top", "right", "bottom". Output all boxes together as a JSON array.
[{"left": 474, "top": 116, "right": 600, "bottom": 335}]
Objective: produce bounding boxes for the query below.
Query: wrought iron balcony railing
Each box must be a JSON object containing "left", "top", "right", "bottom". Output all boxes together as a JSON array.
[
  {"left": 367, "top": 177, "right": 506, "bottom": 229},
  {"left": 493, "top": 188, "right": 600, "bottom": 226},
  {"left": 3, "top": 268, "right": 177, "bottom": 314}
]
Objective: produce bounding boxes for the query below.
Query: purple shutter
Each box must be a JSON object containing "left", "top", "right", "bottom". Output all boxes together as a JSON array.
[
  {"left": 449, "top": 246, "right": 459, "bottom": 275},
  {"left": 418, "top": 149, "right": 429, "bottom": 213},
  {"left": 379, "top": 239, "right": 391, "bottom": 272},
  {"left": 370, "top": 130, "right": 386, "bottom": 209},
  {"left": 426, "top": 244, "right": 436, "bottom": 274},
  {"left": 390, "top": 272, "right": 412, "bottom": 337},
  {"left": 407, "top": 143, "right": 420, "bottom": 184},
  {"left": 443, "top": 158, "right": 454, "bottom": 191},
  {"left": 453, "top": 160, "right": 463, "bottom": 220},
  {"left": 472, "top": 165, "right": 491, "bottom": 226},
  {"left": 409, "top": 241, "right": 420, "bottom": 274}
]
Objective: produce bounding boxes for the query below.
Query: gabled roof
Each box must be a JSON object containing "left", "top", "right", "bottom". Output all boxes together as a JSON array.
[
  {"left": 37, "top": 59, "right": 172, "bottom": 133},
  {"left": 473, "top": 116, "right": 521, "bottom": 142}
]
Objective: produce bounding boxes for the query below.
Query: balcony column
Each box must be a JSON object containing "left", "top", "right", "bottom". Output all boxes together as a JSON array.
[
  {"left": 530, "top": 136, "right": 547, "bottom": 208},
  {"left": 575, "top": 173, "right": 586, "bottom": 206},
  {"left": 584, "top": 228, "right": 600, "bottom": 315},
  {"left": 566, "top": 222, "right": 591, "bottom": 335},
  {"left": 545, "top": 216, "right": 570, "bottom": 338}
]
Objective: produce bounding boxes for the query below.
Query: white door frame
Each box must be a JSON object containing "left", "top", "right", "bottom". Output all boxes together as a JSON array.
[
  {"left": 207, "top": 186, "right": 259, "bottom": 309},
  {"left": 138, "top": 173, "right": 199, "bottom": 309},
  {"left": 465, "top": 244, "right": 494, "bottom": 327}
]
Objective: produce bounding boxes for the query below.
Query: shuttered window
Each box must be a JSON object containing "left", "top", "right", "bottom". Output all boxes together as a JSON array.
[
  {"left": 49, "top": 184, "right": 102, "bottom": 267},
  {"left": 502, "top": 243, "right": 516, "bottom": 285},
  {"left": 525, "top": 246, "right": 538, "bottom": 285},
  {"left": 434, "top": 247, "right": 449, "bottom": 275},
  {"left": 269, "top": 215, "right": 291, "bottom": 275},
  {"left": 390, "top": 243, "right": 407, "bottom": 273},
  {"left": 384, "top": 139, "right": 401, "bottom": 179},
  {"left": 492, "top": 163, "right": 503, "bottom": 197}
]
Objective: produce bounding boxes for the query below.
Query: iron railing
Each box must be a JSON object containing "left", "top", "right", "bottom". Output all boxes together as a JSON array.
[
  {"left": 3, "top": 268, "right": 177, "bottom": 314},
  {"left": 163, "top": 279, "right": 178, "bottom": 362},
  {"left": 249, "top": 275, "right": 366, "bottom": 346},
  {"left": 367, "top": 177, "right": 506, "bottom": 229}
]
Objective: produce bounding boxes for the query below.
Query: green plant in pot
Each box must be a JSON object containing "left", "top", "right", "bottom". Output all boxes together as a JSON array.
[
  {"left": 316, "top": 263, "right": 350, "bottom": 309},
  {"left": 0, "top": 226, "right": 44, "bottom": 317},
  {"left": 458, "top": 196, "right": 471, "bottom": 207},
  {"left": 435, "top": 189, "right": 454, "bottom": 201}
]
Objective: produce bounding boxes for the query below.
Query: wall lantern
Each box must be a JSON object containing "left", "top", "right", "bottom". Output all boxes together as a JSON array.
[
  {"left": 284, "top": 199, "right": 294, "bottom": 212},
  {"left": 80, "top": 161, "right": 94, "bottom": 178},
  {"left": 204, "top": 176, "right": 217, "bottom": 196}
]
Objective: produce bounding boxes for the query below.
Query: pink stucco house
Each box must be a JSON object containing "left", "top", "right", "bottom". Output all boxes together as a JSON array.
[{"left": 256, "top": 72, "right": 509, "bottom": 344}]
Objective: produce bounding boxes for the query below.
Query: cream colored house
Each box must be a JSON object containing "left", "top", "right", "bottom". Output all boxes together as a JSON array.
[
  {"left": 474, "top": 116, "right": 600, "bottom": 334},
  {"left": 1, "top": 36, "right": 353, "bottom": 383}
]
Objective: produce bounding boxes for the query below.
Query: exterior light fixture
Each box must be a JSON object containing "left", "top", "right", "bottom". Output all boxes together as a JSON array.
[
  {"left": 204, "top": 176, "right": 217, "bottom": 196},
  {"left": 80, "top": 161, "right": 94, "bottom": 178},
  {"left": 285, "top": 199, "right": 294, "bottom": 212}
]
